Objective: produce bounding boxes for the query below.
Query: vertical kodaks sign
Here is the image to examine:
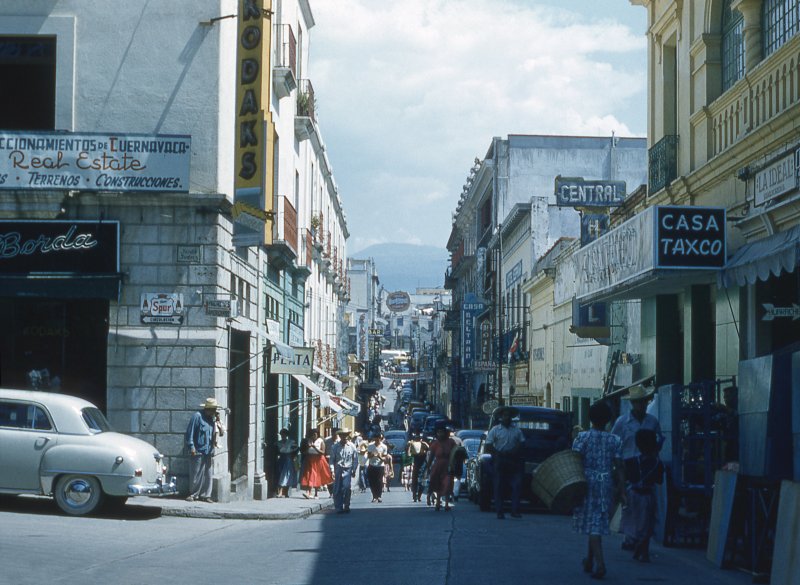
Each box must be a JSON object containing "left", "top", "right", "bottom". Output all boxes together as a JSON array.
[{"left": 233, "top": 0, "right": 273, "bottom": 247}]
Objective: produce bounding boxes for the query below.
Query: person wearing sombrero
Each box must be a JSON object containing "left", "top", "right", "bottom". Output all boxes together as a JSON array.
[
  {"left": 485, "top": 405, "right": 525, "bottom": 519},
  {"left": 330, "top": 428, "right": 358, "bottom": 513},
  {"left": 610, "top": 384, "right": 663, "bottom": 551},
  {"left": 185, "top": 397, "right": 223, "bottom": 502}
]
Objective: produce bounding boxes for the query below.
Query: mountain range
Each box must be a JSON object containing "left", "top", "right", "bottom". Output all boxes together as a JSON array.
[{"left": 353, "top": 243, "right": 448, "bottom": 293}]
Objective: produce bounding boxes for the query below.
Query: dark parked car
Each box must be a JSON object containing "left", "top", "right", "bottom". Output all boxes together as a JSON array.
[
  {"left": 467, "top": 406, "right": 571, "bottom": 511},
  {"left": 421, "top": 414, "right": 454, "bottom": 442},
  {"left": 455, "top": 429, "right": 485, "bottom": 442}
]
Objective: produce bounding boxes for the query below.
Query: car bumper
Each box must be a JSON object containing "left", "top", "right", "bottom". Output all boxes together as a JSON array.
[{"left": 127, "top": 476, "right": 178, "bottom": 497}]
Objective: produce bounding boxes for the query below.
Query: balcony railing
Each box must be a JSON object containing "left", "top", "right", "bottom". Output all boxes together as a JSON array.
[
  {"left": 709, "top": 34, "right": 800, "bottom": 157},
  {"left": 274, "top": 24, "right": 297, "bottom": 78},
  {"left": 648, "top": 134, "right": 678, "bottom": 194},
  {"left": 297, "top": 79, "right": 316, "bottom": 123},
  {"left": 303, "top": 228, "right": 313, "bottom": 267}
]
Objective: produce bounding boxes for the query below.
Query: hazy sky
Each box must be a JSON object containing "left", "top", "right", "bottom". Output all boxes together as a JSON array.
[{"left": 310, "top": 0, "right": 648, "bottom": 255}]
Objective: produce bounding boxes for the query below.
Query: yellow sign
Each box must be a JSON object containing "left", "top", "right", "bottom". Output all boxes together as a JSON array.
[{"left": 233, "top": 0, "right": 273, "bottom": 246}]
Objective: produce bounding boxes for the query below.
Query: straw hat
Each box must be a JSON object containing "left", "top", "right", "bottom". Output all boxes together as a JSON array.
[
  {"left": 495, "top": 405, "right": 519, "bottom": 417},
  {"left": 336, "top": 428, "right": 352, "bottom": 436},
  {"left": 201, "top": 397, "right": 220, "bottom": 409},
  {"left": 623, "top": 385, "right": 655, "bottom": 401}
]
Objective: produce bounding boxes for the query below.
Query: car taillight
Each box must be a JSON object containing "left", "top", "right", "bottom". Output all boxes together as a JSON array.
[{"left": 134, "top": 469, "right": 143, "bottom": 477}]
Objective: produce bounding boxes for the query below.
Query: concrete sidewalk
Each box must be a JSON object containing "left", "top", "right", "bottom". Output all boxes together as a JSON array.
[{"left": 127, "top": 492, "right": 334, "bottom": 520}]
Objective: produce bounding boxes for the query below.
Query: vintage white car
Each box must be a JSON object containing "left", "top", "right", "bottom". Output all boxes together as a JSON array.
[{"left": 0, "top": 388, "right": 177, "bottom": 515}]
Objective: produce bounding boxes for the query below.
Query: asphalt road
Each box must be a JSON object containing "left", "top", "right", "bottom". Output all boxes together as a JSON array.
[{"left": 0, "top": 486, "right": 754, "bottom": 585}]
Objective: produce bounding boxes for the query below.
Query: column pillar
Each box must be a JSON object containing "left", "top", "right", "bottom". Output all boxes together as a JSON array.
[{"left": 733, "top": 0, "right": 763, "bottom": 73}]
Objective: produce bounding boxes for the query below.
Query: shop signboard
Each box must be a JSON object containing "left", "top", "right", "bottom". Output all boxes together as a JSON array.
[
  {"left": 575, "top": 206, "right": 726, "bottom": 300},
  {"left": 0, "top": 131, "right": 190, "bottom": 192},
  {"left": 269, "top": 346, "right": 314, "bottom": 375},
  {"left": 655, "top": 206, "right": 725, "bottom": 269},
  {"left": 386, "top": 291, "right": 411, "bottom": 312},
  {"left": 0, "top": 220, "right": 119, "bottom": 274},
  {"left": 232, "top": 0, "right": 273, "bottom": 247},
  {"left": 205, "top": 299, "right": 238, "bottom": 318},
  {"left": 140, "top": 293, "right": 184, "bottom": 325},
  {"left": 754, "top": 151, "right": 796, "bottom": 207},
  {"left": 555, "top": 176, "right": 627, "bottom": 207},
  {"left": 461, "top": 293, "right": 485, "bottom": 370}
]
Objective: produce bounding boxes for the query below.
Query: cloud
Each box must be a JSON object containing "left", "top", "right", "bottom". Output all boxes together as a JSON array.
[{"left": 310, "top": 0, "right": 646, "bottom": 251}]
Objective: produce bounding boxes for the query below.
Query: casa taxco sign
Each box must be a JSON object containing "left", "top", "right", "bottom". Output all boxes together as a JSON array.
[
  {"left": 269, "top": 347, "right": 314, "bottom": 375},
  {"left": 0, "top": 131, "right": 190, "bottom": 192},
  {"left": 575, "top": 205, "right": 726, "bottom": 300}
]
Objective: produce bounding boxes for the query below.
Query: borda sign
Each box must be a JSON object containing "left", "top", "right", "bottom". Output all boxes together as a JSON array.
[{"left": 655, "top": 206, "right": 726, "bottom": 269}]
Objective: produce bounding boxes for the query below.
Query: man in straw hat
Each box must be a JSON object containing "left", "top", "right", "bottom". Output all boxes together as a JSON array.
[
  {"left": 185, "top": 397, "right": 224, "bottom": 502},
  {"left": 485, "top": 405, "right": 525, "bottom": 519},
  {"left": 330, "top": 428, "right": 359, "bottom": 513},
  {"left": 611, "top": 384, "right": 663, "bottom": 550}
]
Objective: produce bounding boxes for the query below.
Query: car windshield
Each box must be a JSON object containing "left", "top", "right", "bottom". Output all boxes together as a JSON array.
[
  {"left": 464, "top": 438, "right": 481, "bottom": 457},
  {"left": 81, "top": 407, "right": 112, "bottom": 433}
]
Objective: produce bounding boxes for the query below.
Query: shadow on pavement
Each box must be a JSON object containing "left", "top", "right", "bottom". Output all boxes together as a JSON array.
[{"left": 0, "top": 494, "right": 163, "bottom": 520}]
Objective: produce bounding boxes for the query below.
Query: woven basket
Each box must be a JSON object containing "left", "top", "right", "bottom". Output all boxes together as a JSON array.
[{"left": 531, "top": 450, "right": 587, "bottom": 514}]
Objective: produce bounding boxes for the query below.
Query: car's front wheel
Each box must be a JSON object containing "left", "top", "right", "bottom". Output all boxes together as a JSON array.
[{"left": 54, "top": 475, "right": 104, "bottom": 516}]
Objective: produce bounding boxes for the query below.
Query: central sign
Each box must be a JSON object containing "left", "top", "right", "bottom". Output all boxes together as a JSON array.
[{"left": 555, "top": 176, "right": 627, "bottom": 208}]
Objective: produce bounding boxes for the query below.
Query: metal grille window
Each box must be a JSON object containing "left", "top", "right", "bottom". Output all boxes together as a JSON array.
[
  {"left": 722, "top": 0, "right": 745, "bottom": 91},
  {"left": 763, "top": 0, "right": 800, "bottom": 57}
]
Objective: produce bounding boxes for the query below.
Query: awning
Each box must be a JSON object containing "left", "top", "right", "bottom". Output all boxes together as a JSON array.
[
  {"left": 334, "top": 394, "right": 361, "bottom": 415},
  {"left": 313, "top": 365, "right": 343, "bottom": 393},
  {"left": 0, "top": 273, "right": 122, "bottom": 300},
  {"left": 262, "top": 329, "right": 294, "bottom": 357},
  {"left": 718, "top": 225, "right": 800, "bottom": 288},
  {"left": 293, "top": 374, "right": 342, "bottom": 412}
]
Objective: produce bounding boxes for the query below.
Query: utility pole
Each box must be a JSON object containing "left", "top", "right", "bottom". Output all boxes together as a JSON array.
[{"left": 496, "top": 225, "right": 504, "bottom": 407}]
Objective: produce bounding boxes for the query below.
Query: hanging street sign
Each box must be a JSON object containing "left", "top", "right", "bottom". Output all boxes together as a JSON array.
[{"left": 762, "top": 303, "right": 800, "bottom": 321}]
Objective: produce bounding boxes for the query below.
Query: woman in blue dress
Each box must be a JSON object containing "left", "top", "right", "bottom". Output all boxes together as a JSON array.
[
  {"left": 275, "top": 428, "right": 298, "bottom": 497},
  {"left": 573, "top": 401, "right": 625, "bottom": 580}
]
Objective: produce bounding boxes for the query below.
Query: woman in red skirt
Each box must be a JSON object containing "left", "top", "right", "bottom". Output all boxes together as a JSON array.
[{"left": 300, "top": 429, "right": 332, "bottom": 498}]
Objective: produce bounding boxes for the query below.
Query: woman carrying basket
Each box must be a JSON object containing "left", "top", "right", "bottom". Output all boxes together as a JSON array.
[{"left": 572, "top": 401, "right": 625, "bottom": 580}]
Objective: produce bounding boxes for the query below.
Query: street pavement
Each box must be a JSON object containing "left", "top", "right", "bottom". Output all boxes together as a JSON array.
[{"left": 1, "top": 481, "right": 755, "bottom": 585}]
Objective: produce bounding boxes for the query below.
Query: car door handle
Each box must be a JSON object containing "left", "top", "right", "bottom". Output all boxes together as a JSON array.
[{"left": 35, "top": 437, "right": 50, "bottom": 449}]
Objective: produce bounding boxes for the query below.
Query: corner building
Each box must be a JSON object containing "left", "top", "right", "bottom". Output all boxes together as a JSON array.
[{"left": 0, "top": 0, "right": 348, "bottom": 502}]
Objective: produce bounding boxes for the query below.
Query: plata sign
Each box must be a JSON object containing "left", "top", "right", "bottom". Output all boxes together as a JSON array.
[{"left": 555, "top": 176, "right": 626, "bottom": 208}]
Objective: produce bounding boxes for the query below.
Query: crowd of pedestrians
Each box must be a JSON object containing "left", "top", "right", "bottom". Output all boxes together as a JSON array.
[{"left": 260, "top": 376, "right": 667, "bottom": 584}]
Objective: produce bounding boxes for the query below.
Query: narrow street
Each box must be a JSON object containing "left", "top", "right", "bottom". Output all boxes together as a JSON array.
[{"left": 0, "top": 487, "right": 752, "bottom": 585}]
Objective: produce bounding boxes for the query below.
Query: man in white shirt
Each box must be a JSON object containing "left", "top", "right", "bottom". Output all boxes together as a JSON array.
[
  {"left": 485, "top": 406, "right": 525, "bottom": 519},
  {"left": 330, "top": 428, "right": 359, "bottom": 513},
  {"left": 611, "top": 384, "right": 663, "bottom": 549}
]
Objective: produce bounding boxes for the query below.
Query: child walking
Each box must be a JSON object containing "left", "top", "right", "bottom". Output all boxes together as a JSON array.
[{"left": 622, "top": 429, "right": 664, "bottom": 562}]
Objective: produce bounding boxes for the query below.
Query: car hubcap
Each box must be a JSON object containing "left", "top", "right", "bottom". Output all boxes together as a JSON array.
[{"left": 64, "top": 479, "right": 93, "bottom": 507}]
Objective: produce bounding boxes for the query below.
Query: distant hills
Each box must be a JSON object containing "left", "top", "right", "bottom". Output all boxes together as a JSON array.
[{"left": 353, "top": 243, "right": 448, "bottom": 292}]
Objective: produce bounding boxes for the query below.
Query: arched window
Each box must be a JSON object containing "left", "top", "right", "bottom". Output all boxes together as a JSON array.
[
  {"left": 763, "top": 0, "right": 800, "bottom": 57},
  {"left": 722, "top": 0, "right": 745, "bottom": 91}
]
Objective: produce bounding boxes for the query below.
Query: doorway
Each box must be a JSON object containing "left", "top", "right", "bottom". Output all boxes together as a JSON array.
[{"left": 228, "top": 329, "right": 250, "bottom": 482}]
